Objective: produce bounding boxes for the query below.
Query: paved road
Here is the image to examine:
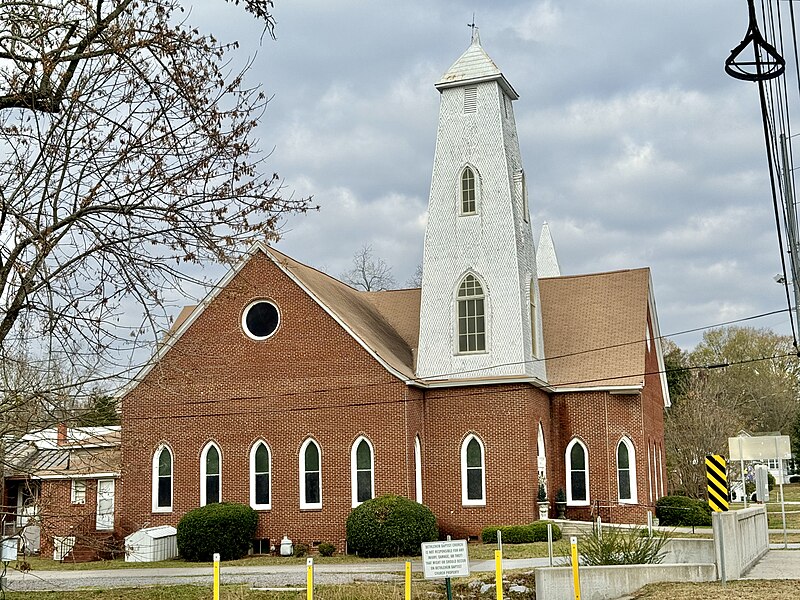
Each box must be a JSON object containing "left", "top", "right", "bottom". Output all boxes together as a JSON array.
[{"left": 5, "top": 557, "right": 553, "bottom": 592}]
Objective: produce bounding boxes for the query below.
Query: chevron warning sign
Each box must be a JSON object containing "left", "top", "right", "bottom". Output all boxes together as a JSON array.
[{"left": 706, "top": 454, "right": 729, "bottom": 512}]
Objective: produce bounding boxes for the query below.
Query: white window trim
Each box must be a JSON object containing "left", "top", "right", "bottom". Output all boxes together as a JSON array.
[
  {"left": 616, "top": 437, "right": 638, "bottom": 505},
  {"left": 249, "top": 440, "right": 272, "bottom": 510},
  {"left": 647, "top": 442, "right": 653, "bottom": 504},
  {"left": 565, "top": 438, "right": 590, "bottom": 506},
  {"left": 461, "top": 434, "right": 486, "bottom": 506},
  {"left": 200, "top": 441, "right": 222, "bottom": 507},
  {"left": 350, "top": 436, "right": 375, "bottom": 508},
  {"left": 71, "top": 479, "right": 86, "bottom": 505},
  {"left": 414, "top": 435, "right": 423, "bottom": 504},
  {"left": 151, "top": 444, "right": 173, "bottom": 513},
  {"left": 299, "top": 438, "right": 322, "bottom": 510},
  {"left": 454, "top": 272, "right": 489, "bottom": 356},
  {"left": 241, "top": 299, "right": 281, "bottom": 341},
  {"left": 458, "top": 165, "right": 480, "bottom": 216}
]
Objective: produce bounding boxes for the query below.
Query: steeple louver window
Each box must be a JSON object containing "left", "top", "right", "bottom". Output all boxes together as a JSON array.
[{"left": 463, "top": 86, "right": 477, "bottom": 113}]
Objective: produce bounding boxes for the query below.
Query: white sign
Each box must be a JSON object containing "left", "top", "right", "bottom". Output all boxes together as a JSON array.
[
  {"left": 421, "top": 539, "right": 470, "bottom": 579},
  {"left": 728, "top": 435, "right": 791, "bottom": 461}
]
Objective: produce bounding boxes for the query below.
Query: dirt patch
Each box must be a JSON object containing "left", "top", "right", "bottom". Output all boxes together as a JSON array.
[{"left": 631, "top": 580, "right": 800, "bottom": 599}]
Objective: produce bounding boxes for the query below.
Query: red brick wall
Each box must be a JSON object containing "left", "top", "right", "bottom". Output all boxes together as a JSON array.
[
  {"left": 120, "top": 251, "right": 414, "bottom": 550},
  {"left": 420, "top": 384, "right": 551, "bottom": 539},
  {"left": 120, "top": 250, "right": 668, "bottom": 545},
  {"left": 37, "top": 479, "right": 99, "bottom": 556}
]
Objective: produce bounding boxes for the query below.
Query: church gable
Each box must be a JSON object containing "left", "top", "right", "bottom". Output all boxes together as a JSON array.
[{"left": 123, "top": 246, "right": 411, "bottom": 409}]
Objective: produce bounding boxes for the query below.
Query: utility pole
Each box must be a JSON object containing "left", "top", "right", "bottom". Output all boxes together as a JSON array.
[{"left": 779, "top": 133, "right": 800, "bottom": 332}]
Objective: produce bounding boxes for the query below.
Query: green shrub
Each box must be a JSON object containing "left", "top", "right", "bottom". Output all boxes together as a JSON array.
[
  {"left": 293, "top": 543, "right": 309, "bottom": 558},
  {"left": 579, "top": 526, "right": 668, "bottom": 565},
  {"left": 768, "top": 472, "right": 776, "bottom": 491},
  {"left": 481, "top": 521, "right": 562, "bottom": 544},
  {"left": 177, "top": 502, "right": 258, "bottom": 561},
  {"left": 346, "top": 494, "right": 437, "bottom": 557},
  {"left": 318, "top": 542, "right": 335, "bottom": 557},
  {"left": 655, "top": 495, "right": 711, "bottom": 527},
  {"left": 790, "top": 475, "right": 800, "bottom": 484}
]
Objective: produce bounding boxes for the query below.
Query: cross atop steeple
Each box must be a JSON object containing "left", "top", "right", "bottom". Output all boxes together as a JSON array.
[{"left": 467, "top": 15, "right": 480, "bottom": 45}]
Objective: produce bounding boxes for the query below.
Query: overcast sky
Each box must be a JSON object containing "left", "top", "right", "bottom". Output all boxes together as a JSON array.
[{"left": 190, "top": 1, "right": 798, "bottom": 350}]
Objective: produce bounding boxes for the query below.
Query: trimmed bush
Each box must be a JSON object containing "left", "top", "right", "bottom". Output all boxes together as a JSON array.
[
  {"left": 293, "top": 543, "right": 309, "bottom": 558},
  {"left": 790, "top": 475, "right": 800, "bottom": 484},
  {"left": 177, "top": 502, "right": 258, "bottom": 562},
  {"left": 346, "top": 494, "right": 437, "bottom": 557},
  {"left": 481, "top": 521, "right": 562, "bottom": 544},
  {"left": 318, "top": 542, "right": 335, "bottom": 557},
  {"left": 655, "top": 495, "right": 712, "bottom": 527}
]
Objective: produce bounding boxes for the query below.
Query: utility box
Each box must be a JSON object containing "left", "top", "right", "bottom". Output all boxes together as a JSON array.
[{"left": 124, "top": 526, "right": 178, "bottom": 562}]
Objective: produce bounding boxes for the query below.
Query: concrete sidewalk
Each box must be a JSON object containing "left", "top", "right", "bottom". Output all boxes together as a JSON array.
[{"left": 744, "top": 550, "right": 800, "bottom": 580}]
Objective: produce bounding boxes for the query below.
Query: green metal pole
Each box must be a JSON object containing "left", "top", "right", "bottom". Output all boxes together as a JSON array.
[{"left": 445, "top": 577, "right": 452, "bottom": 600}]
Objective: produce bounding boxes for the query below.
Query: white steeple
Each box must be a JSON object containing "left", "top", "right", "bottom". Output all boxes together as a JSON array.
[
  {"left": 536, "top": 222, "right": 561, "bottom": 278},
  {"left": 416, "top": 34, "right": 546, "bottom": 383}
]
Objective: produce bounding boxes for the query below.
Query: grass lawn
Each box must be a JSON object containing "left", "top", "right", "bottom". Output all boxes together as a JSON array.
[
  {"left": 6, "top": 583, "right": 442, "bottom": 600},
  {"left": 631, "top": 580, "right": 800, "bottom": 599}
]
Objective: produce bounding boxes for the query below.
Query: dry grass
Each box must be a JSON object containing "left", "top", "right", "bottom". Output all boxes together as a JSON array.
[{"left": 631, "top": 580, "right": 800, "bottom": 599}]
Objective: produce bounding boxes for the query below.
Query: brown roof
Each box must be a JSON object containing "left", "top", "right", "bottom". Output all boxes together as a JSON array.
[
  {"left": 163, "top": 245, "right": 653, "bottom": 390},
  {"left": 539, "top": 268, "right": 650, "bottom": 388},
  {"left": 267, "top": 248, "right": 418, "bottom": 379}
]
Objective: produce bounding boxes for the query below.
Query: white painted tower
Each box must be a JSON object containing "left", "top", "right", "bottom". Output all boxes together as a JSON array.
[{"left": 416, "top": 31, "right": 546, "bottom": 383}]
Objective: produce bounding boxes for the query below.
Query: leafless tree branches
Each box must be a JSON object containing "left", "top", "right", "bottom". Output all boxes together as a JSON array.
[{"left": 0, "top": 0, "right": 312, "bottom": 397}]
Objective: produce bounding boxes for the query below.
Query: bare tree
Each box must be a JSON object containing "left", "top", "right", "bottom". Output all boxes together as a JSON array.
[
  {"left": 406, "top": 264, "right": 423, "bottom": 288},
  {"left": 664, "top": 327, "right": 800, "bottom": 496},
  {"left": 341, "top": 244, "right": 396, "bottom": 291},
  {"left": 0, "top": 0, "right": 312, "bottom": 391}
]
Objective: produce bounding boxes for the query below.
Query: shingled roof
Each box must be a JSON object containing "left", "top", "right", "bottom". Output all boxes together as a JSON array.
[
  {"left": 539, "top": 268, "right": 651, "bottom": 389},
  {"left": 137, "top": 244, "right": 655, "bottom": 392}
]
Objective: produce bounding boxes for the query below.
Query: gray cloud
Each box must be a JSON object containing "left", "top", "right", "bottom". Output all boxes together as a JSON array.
[{"left": 189, "top": 0, "right": 795, "bottom": 349}]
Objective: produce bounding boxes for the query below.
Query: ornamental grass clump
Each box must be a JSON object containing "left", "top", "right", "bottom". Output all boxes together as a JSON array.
[
  {"left": 579, "top": 526, "right": 668, "bottom": 566},
  {"left": 346, "top": 494, "right": 437, "bottom": 557}
]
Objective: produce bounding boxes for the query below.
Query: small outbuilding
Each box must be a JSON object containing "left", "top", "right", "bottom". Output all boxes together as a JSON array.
[{"left": 124, "top": 525, "right": 178, "bottom": 562}]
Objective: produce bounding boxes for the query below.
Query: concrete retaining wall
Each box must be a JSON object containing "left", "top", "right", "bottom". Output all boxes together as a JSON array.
[
  {"left": 660, "top": 538, "right": 715, "bottom": 564},
  {"left": 534, "top": 563, "right": 717, "bottom": 600},
  {"left": 712, "top": 505, "right": 769, "bottom": 581}
]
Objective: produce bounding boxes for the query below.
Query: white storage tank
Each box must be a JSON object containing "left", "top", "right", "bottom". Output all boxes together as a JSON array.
[{"left": 124, "top": 526, "right": 178, "bottom": 562}]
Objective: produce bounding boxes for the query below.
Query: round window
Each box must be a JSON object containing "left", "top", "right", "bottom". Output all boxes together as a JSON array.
[{"left": 242, "top": 301, "right": 280, "bottom": 340}]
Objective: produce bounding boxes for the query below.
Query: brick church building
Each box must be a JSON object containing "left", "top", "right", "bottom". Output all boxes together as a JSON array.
[{"left": 119, "top": 32, "right": 670, "bottom": 549}]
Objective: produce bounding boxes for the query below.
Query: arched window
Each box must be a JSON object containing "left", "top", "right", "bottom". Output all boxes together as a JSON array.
[
  {"left": 351, "top": 436, "right": 374, "bottom": 507},
  {"left": 457, "top": 274, "right": 486, "bottom": 353},
  {"left": 537, "top": 422, "right": 547, "bottom": 496},
  {"left": 152, "top": 445, "right": 173, "bottom": 512},
  {"left": 461, "top": 434, "right": 486, "bottom": 506},
  {"left": 565, "top": 438, "right": 589, "bottom": 505},
  {"left": 460, "top": 167, "right": 477, "bottom": 214},
  {"left": 617, "top": 437, "right": 637, "bottom": 504},
  {"left": 200, "top": 442, "right": 222, "bottom": 506},
  {"left": 300, "top": 438, "right": 322, "bottom": 509},
  {"left": 250, "top": 441, "right": 272, "bottom": 510},
  {"left": 414, "top": 435, "right": 423, "bottom": 504},
  {"left": 530, "top": 279, "right": 539, "bottom": 358}
]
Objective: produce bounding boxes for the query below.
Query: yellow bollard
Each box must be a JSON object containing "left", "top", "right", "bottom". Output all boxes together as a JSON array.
[
  {"left": 570, "top": 536, "right": 581, "bottom": 600},
  {"left": 405, "top": 561, "right": 412, "bottom": 600},
  {"left": 213, "top": 552, "right": 220, "bottom": 600},
  {"left": 495, "top": 549, "right": 503, "bottom": 600},
  {"left": 306, "top": 557, "right": 314, "bottom": 600}
]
